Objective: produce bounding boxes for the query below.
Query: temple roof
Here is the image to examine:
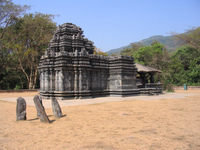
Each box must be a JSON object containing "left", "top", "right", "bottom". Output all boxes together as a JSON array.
[
  {"left": 47, "top": 23, "right": 94, "bottom": 54},
  {"left": 135, "top": 63, "right": 162, "bottom": 73}
]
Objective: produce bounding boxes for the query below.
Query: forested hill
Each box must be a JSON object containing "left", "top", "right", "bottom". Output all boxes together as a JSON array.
[{"left": 106, "top": 35, "right": 178, "bottom": 55}]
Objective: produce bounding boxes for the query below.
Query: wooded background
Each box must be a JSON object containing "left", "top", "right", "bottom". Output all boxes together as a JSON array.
[{"left": 0, "top": 0, "right": 200, "bottom": 90}]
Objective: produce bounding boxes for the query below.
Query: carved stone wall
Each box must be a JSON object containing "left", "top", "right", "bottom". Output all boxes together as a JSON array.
[{"left": 38, "top": 23, "right": 140, "bottom": 100}]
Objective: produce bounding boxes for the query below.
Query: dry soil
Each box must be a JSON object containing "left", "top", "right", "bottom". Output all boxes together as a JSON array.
[{"left": 0, "top": 90, "right": 200, "bottom": 150}]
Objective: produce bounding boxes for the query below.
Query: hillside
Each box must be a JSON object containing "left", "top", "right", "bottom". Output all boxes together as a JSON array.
[{"left": 106, "top": 35, "right": 178, "bottom": 55}]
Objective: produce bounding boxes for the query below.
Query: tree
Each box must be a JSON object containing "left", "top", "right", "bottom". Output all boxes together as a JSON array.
[
  {"left": 0, "top": 0, "right": 30, "bottom": 89},
  {"left": 132, "top": 41, "right": 171, "bottom": 85},
  {"left": 173, "top": 27, "right": 200, "bottom": 51},
  {"left": 169, "top": 46, "right": 200, "bottom": 85},
  {"left": 120, "top": 43, "right": 142, "bottom": 56},
  {"left": 94, "top": 46, "right": 108, "bottom": 56},
  {"left": 0, "top": 0, "right": 30, "bottom": 51},
  {"left": 133, "top": 41, "right": 169, "bottom": 68},
  {"left": 7, "top": 13, "right": 56, "bottom": 89},
  {"left": 120, "top": 41, "right": 171, "bottom": 85}
]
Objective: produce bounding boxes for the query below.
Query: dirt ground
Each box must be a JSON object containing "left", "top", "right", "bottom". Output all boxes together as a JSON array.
[{"left": 0, "top": 90, "right": 200, "bottom": 150}]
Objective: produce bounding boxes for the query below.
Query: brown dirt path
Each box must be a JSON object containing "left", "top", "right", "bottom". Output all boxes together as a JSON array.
[{"left": 0, "top": 91, "right": 39, "bottom": 98}]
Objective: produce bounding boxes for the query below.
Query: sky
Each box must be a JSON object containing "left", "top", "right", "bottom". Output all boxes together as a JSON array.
[{"left": 12, "top": 0, "right": 200, "bottom": 52}]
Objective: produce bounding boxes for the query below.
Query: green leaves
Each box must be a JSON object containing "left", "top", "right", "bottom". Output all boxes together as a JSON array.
[
  {"left": 0, "top": 1, "right": 56, "bottom": 89},
  {"left": 170, "top": 46, "right": 200, "bottom": 85},
  {"left": 120, "top": 39, "right": 200, "bottom": 86},
  {"left": 133, "top": 42, "right": 167, "bottom": 69}
]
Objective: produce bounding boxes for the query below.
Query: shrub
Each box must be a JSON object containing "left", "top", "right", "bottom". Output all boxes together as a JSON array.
[
  {"left": 14, "top": 85, "right": 21, "bottom": 90},
  {"left": 166, "top": 84, "right": 174, "bottom": 92}
]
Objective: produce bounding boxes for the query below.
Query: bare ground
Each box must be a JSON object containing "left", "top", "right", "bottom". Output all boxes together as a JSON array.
[{"left": 0, "top": 90, "right": 200, "bottom": 150}]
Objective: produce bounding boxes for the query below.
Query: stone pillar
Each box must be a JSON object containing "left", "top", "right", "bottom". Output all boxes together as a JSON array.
[
  {"left": 43, "top": 71, "right": 45, "bottom": 91},
  {"left": 49, "top": 70, "right": 52, "bottom": 91},
  {"left": 44, "top": 71, "right": 48, "bottom": 91},
  {"left": 47, "top": 70, "right": 50, "bottom": 91},
  {"left": 74, "top": 68, "right": 78, "bottom": 92},
  {"left": 74, "top": 67, "right": 79, "bottom": 98},
  {"left": 98, "top": 70, "right": 101, "bottom": 90},
  {"left": 79, "top": 70, "right": 82, "bottom": 91},
  {"left": 40, "top": 71, "right": 43, "bottom": 91},
  {"left": 51, "top": 97, "right": 62, "bottom": 118},
  {"left": 59, "top": 70, "right": 63, "bottom": 91},
  {"left": 33, "top": 95, "right": 50, "bottom": 123},
  {"left": 70, "top": 71, "right": 74, "bottom": 91},
  {"left": 40, "top": 70, "right": 44, "bottom": 91},
  {"left": 43, "top": 71, "right": 46, "bottom": 91},
  {"left": 56, "top": 70, "right": 63, "bottom": 91},
  {"left": 37, "top": 96, "right": 43, "bottom": 118},
  {"left": 16, "top": 97, "right": 26, "bottom": 121},
  {"left": 51, "top": 70, "right": 55, "bottom": 91},
  {"left": 87, "top": 70, "right": 91, "bottom": 91},
  {"left": 100, "top": 71, "right": 104, "bottom": 90},
  {"left": 55, "top": 70, "right": 59, "bottom": 91},
  {"left": 55, "top": 70, "right": 57, "bottom": 91}
]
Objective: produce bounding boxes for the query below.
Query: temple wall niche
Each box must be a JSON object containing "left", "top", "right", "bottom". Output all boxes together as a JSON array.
[{"left": 38, "top": 23, "right": 139, "bottom": 100}]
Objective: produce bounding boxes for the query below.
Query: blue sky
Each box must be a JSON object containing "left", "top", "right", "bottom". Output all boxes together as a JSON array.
[{"left": 12, "top": 0, "right": 200, "bottom": 52}]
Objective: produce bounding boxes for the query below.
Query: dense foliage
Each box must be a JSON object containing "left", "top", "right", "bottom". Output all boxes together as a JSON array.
[
  {"left": 0, "top": 0, "right": 56, "bottom": 89},
  {"left": 120, "top": 27, "right": 200, "bottom": 87},
  {"left": 169, "top": 46, "right": 200, "bottom": 85}
]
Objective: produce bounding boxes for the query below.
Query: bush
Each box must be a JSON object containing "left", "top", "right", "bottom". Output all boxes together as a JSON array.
[
  {"left": 14, "top": 85, "right": 21, "bottom": 90},
  {"left": 166, "top": 84, "right": 174, "bottom": 92}
]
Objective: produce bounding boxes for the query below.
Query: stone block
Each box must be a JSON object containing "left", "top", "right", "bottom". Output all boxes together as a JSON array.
[
  {"left": 33, "top": 95, "right": 50, "bottom": 123},
  {"left": 51, "top": 97, "right": 62, "bottom": 118},
  {"left": 16, "top": 97, "right": 26, "bottom": 121}
]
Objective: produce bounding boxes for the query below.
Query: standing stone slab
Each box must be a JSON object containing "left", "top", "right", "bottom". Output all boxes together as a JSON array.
[
  {"left": 33, "top": 95, "right": 50, "bottom": 123},
  {"left": 16, "top": 97, "right": 27, "bottom": 121},
  {"left": 51, "top": 97, "right": 62, "bottom": 118},
  {"left": 37, "top": 96, "right": 44, "bottom": 118}
]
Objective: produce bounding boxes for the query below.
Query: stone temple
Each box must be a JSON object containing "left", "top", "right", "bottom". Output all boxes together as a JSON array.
[{"left": 38, "top": 23, "right": 160, "bottom": 100}]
